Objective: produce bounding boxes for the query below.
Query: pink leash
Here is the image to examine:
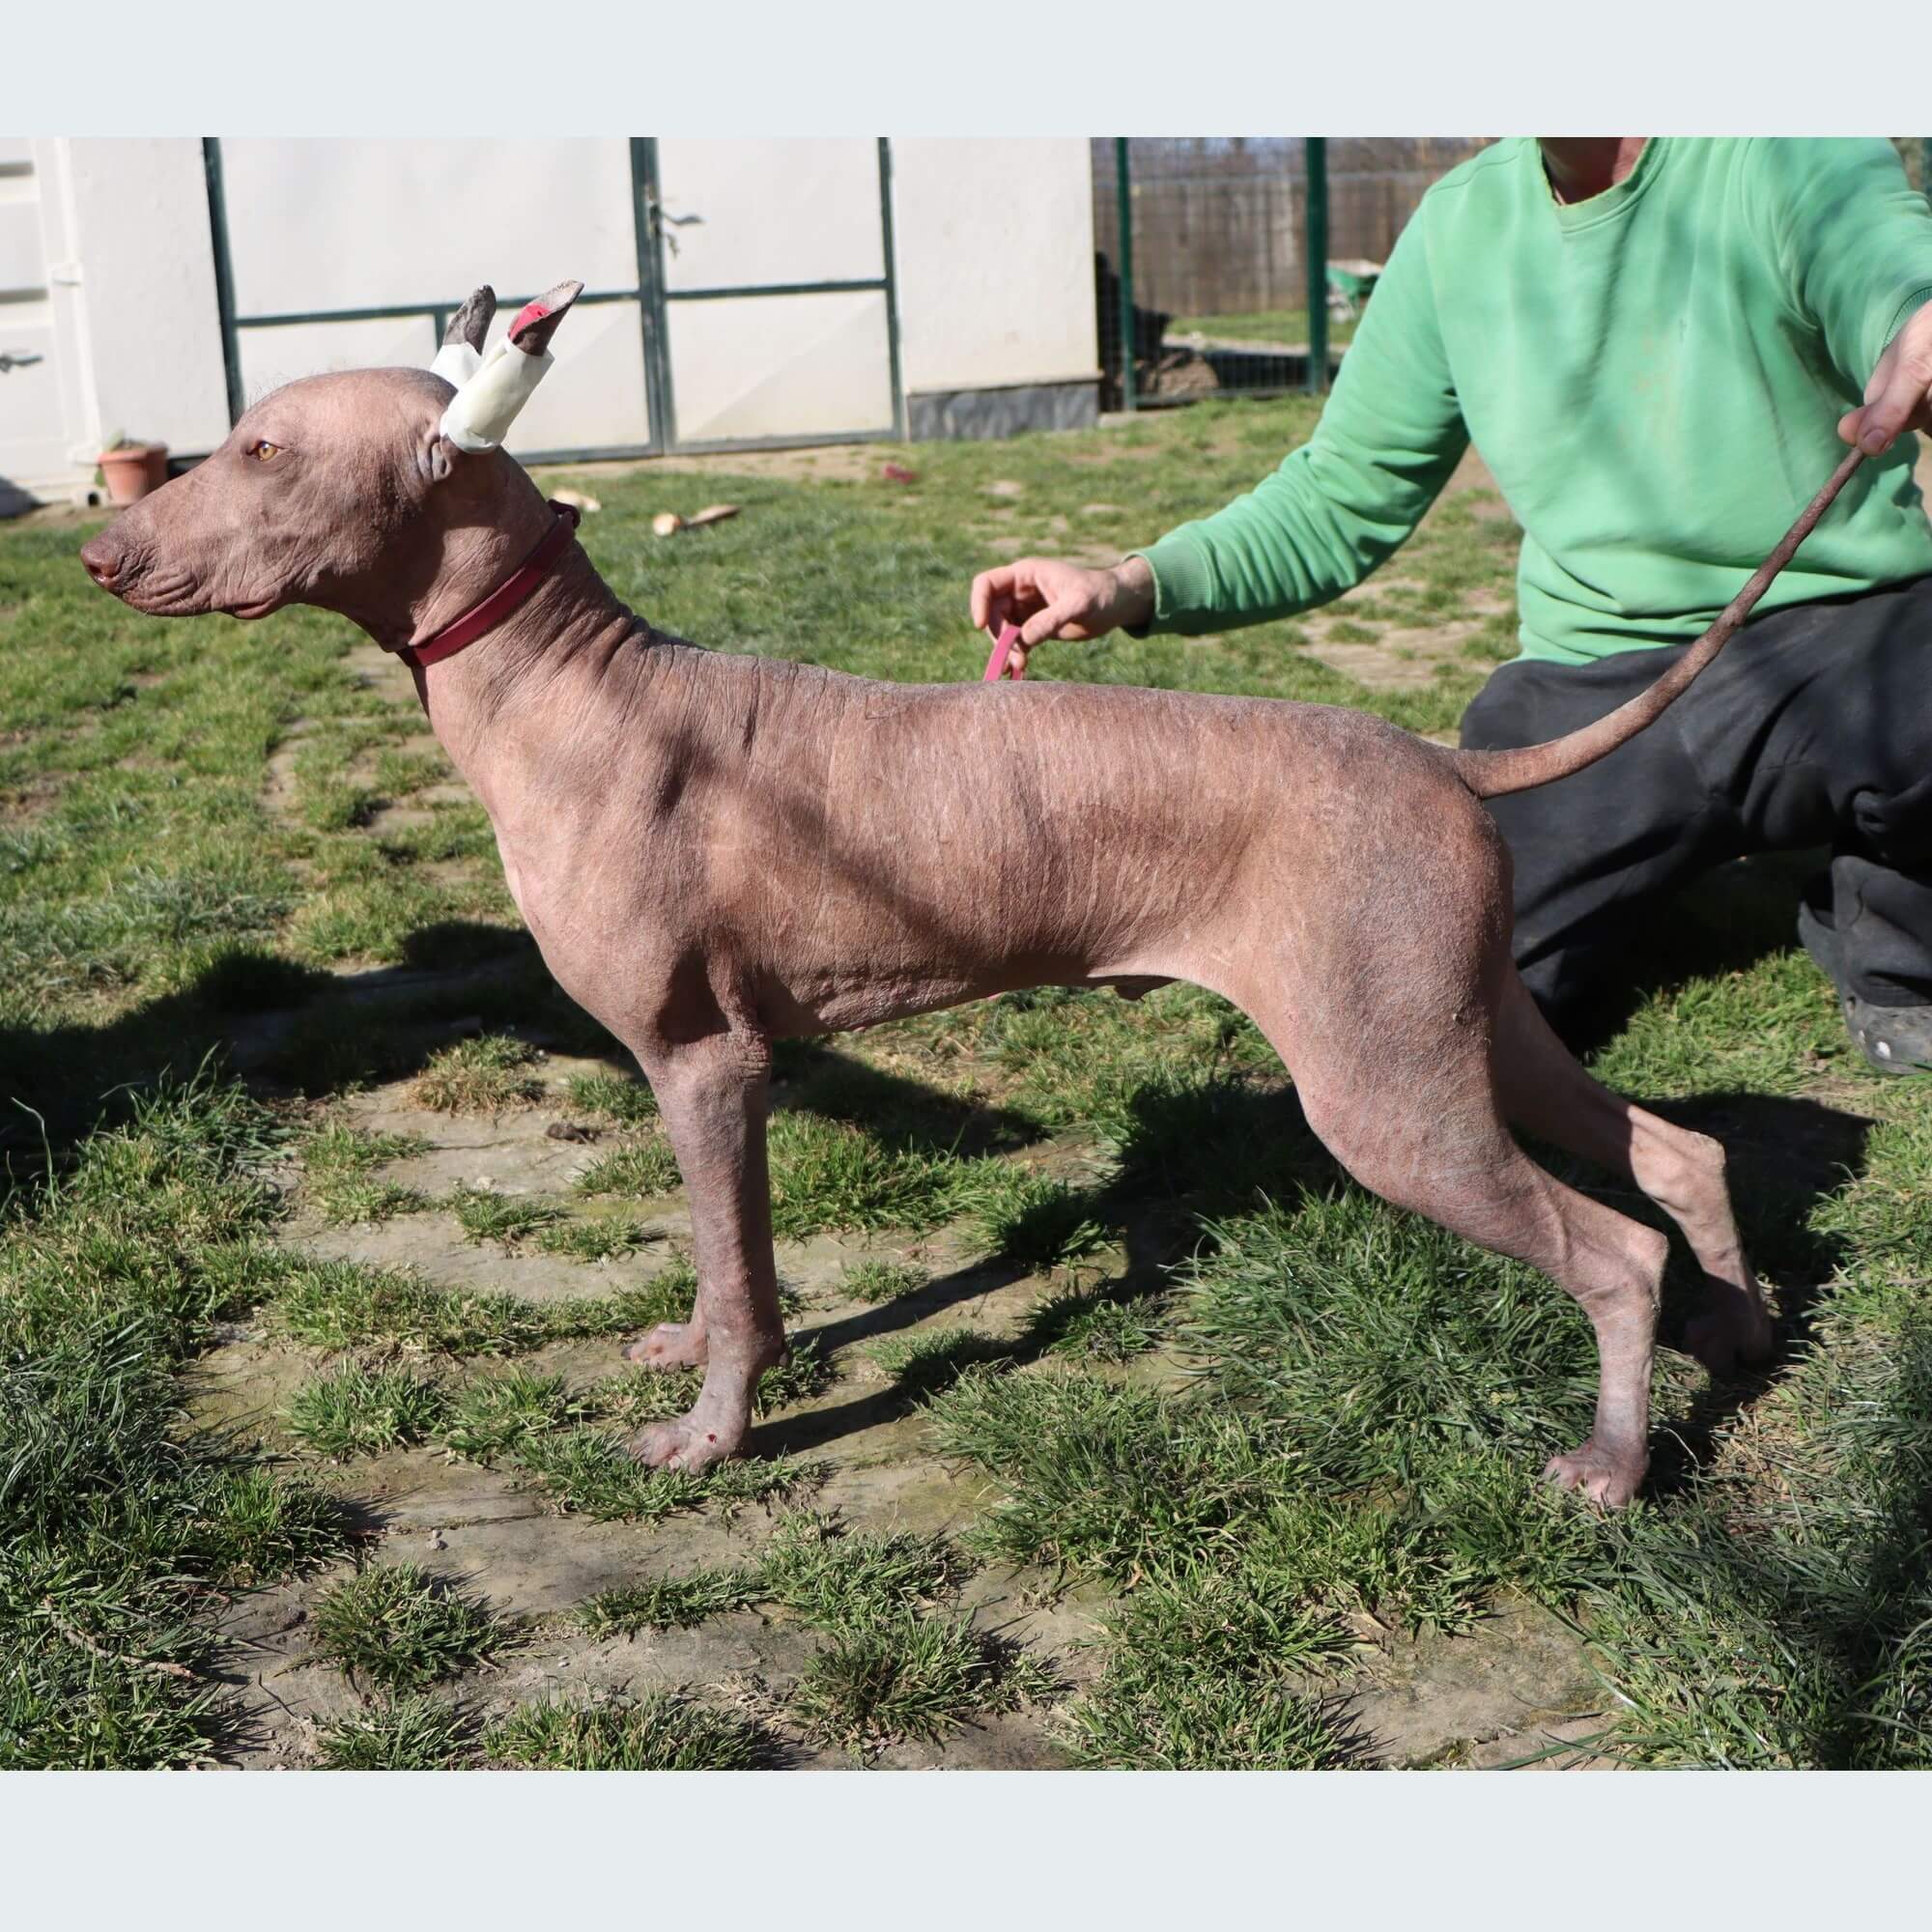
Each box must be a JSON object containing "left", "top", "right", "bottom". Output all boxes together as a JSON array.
[{"left": 982, "top": 621, "right": 1025, "bottom": 681}]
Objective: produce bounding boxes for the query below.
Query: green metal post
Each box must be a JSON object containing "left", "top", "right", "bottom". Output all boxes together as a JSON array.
[
  {"left": 201, "top": 138, "right": 245, "bottom": 427},
  {"left": 1305, "top": 136, "right": 1329, "bottom": 395},
  {"left": 1115, "top": 137, "right": 1136, "bottom": 412},
  {"left": 630, "top": 138, "right": 674, "bottom": 454},
  {"left": 877, "top": 137, "right": 907, "bottom": 440}
]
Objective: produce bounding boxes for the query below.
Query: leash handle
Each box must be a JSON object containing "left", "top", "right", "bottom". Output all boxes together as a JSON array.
[{"left": 983, "top": 621, "right": 1025, "bottom": 681}]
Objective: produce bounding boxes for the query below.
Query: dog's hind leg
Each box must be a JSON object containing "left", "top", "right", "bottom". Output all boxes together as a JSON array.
[
  {"left": 1249, "top": 995, "right": 1667, "bottom": 1507},
  {"left": 1491, "top": 970, "right": 1773, "bottom": 1375},
  {"left": 618, "top": 1028, "right": 786, "bottom": 1472}
]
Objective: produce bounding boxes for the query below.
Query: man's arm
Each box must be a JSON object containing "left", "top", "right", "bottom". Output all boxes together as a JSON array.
[
  {"left": 971, "top": 203, "right": 1468, "bottom": 652},
  {"left": 1751, "top": 138, "right": 1932, "bottom": 455},
  {"left": 1126, "top": 208, "right": 1468, "bottom": 634}
]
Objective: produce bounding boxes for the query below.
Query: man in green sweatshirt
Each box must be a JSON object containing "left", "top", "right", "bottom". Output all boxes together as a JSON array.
[{"left": 971, "top": 138, "right": 1932, "bottom": 1073}]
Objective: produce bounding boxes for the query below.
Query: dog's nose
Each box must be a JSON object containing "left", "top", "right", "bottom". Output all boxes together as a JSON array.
[{"left": 80, "top": 533, "right": 123, "bottom": 588}]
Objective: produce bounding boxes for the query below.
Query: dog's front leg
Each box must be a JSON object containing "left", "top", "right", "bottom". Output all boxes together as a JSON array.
[{"left": 622, "top": 1031, "right": 785, "bottom": 1472}]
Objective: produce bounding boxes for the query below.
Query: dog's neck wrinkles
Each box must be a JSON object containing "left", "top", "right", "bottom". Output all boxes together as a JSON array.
[{"left": 394, "top": 512, "right": 667, "bottom": 808}]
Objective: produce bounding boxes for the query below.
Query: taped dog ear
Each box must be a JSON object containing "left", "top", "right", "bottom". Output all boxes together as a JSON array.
[
  {"left": 430, "top": 284, "right": 497, "bottom": 385},
  {"left": 438, "top": 278, "right": 583, "bottom": 452}
]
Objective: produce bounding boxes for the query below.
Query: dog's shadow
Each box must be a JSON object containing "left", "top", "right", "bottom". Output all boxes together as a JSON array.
[
  {"left": 0, "top": 920, "right": 556, "bottom": 1164},
  {"left": 6, "top": 888, "right": 1881, "bottom": 1502},
  {"left": 750, "top": 1073, "right": 1323, "bottom": 1458},
  {"left": 753, "top": 1057, "right": 1877, "bottom": 1487},
  {"left": 1634, "top": 1086, "right": 1876, "bottom": 1494}
]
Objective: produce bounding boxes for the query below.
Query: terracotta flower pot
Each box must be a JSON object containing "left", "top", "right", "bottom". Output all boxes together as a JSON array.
[{"left": 99, "top": 443, "right": 169, "bottom": 505}]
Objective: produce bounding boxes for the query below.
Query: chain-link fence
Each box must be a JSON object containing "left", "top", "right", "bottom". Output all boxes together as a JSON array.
[{"left": 1096, "top": 137, "right": 1932, "bottom": 412}]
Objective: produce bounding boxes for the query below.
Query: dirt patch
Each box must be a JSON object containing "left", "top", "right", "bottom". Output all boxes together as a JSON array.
[
  {"left": 532, "top": 444, "right": 898, "bottom": 489},
  {"left": 194, "top": 1047, "right": 1099, "bottom": 1766},
  {"left": 981, "top": 535, "right": 1122, "bottom": 566},
  {"left": 1346, "top": 1597, "right": 1620, "bottom": 1770},
  {"left": 0, "top": 775, "right": 64, "bottom": 826},
  {"left": 261, "top": 718, "right": 316, "bottom": 828},
  {"left": 188, "top": 1033, "right": 1623, "bottom": 1771},
  {"left": 1304, "top": 636, "right": 1458, "bottom": 692}
]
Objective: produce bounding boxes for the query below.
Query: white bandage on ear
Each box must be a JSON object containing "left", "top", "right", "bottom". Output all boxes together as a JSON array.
[
  {"left": 439, "top": 339, "right": 554, "bottom": 453},
  {"left": 430, "top": 340, "right": 482, "bottom": 385}
]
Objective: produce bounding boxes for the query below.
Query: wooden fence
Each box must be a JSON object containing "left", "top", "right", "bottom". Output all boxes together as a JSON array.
[{"left": 1092, "top": 138, "right": 1493, "bottom": 321}]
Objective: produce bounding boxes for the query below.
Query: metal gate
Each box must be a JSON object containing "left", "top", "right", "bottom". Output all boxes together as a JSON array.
[{"left": 202, "top": 137, "right": 904, "bottom": 462}]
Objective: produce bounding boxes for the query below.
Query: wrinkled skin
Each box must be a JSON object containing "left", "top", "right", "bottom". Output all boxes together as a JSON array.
[{"left": 80, "top": 363, "right": 1776, "bottom": 1505}]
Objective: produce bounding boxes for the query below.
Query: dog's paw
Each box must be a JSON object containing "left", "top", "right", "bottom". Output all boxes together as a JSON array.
[
  {"left": 626, "top": 1413, "right": 740, "bottom": 1472},
  {"left": 623, "top": 1321, "right": 707, "bottom": 1371},
  {"left": 1543, "top": 1440, "right": 1645, "bottom": 1509},
  {"left": 1684, "top": 1289, "right": 1774, "bottom": 1378}
]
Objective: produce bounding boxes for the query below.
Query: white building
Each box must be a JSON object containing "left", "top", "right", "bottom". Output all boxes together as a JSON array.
[{"left": 0, "top": 138, "right": 1100, "bottom": 510}]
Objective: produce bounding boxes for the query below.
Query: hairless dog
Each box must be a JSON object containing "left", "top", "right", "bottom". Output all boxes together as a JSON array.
[{"left": 79, "top": 282, "right": 1863, "bottom": 1507}]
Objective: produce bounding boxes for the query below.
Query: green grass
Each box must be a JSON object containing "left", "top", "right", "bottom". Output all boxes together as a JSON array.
[
  {"left": 579, "top": 1337, "right": 831, "bottom": 1430},
  {"left": 9, "top": 396, "right": 1929, "bottom": 1770},
  {"left": 573, "top": 1508, "right": 960, "bottom": 1649},
  {"left": 1062, "top": 1637, "right": 1360, "bottom": 1770},
  {"left": 506, "top": 1427, "right": 817, "bottom": 1522},
  {"left": 308, "top": 1563, "right": 499, "bottom": 1691},
  {"left": 440, "top": 1367, "right": 590, "bottom": 1462},
  {"left": 577, "top": 1568, "right": 764, "bottom": 1635},
  {"left": 449, "top": 1185, "right": 563, "bottom": 1247},
  {"left": 534, "top": 1212, "right": 664, "bottom": 1263},
  {"left": 574, "top": 1137, "right": 682, "bottom": 1199},
  {"left": 285, "top": 1362, "right": 449, "bottom": 1461},
  {"left": 1174, "top": 304, "right": 1360, "bottom": 349},
  {"left": 764, "top": 1113, "right": 965, "bottom": 1236},
  {"left": 1180, "top": 1188, "right": 1605, "bottom": 1485},
  {"left": 753, "top": 1338, "right": 837, "bottom": 1410},
  {"left": 839, "top": 1259, "right": 927, "bottom": 1304},
  {"left": 867, "top": 1325, "right": 1011, "bottom": 1401},
  {"left": 299, "top": 1122, "right": 431, "bottom": 1225},
  {"left": 483, "top": 1691, "right": 773, "bottom": 1770},
  {"left": 757, "top": 1509, "right": 960, "bottom": 1625},
  {"left": 411, "top": 1035, "right": 544, "bottom": 1114},
  {"left": 927, "top": 1369, "right": 1279, "bottom": 1579},
  {"left": 789, "top": 1612, "right": 1039, "bottom": 1754},
  {"left": 564, "top": 1070, "right": 658, "bottom": 1123},
  {"left": 270, "top": 1256, "right": 697, "bottom": 1356},
  {"left": 964, "top": 1169, "right": 1109, "bottom": 1268},
  {"left": 1021, "top": 1283, "right": 1166, "bottom": 1362},
  {"left": 312, "top": 1693, "right": 471, "bottom": 1769},
  {"left": 0, "top": 1074, "right": 345, "bottom": 1767},
  {"left": 570, "top": 1514, "right": 1009, "bottom": 1757}
]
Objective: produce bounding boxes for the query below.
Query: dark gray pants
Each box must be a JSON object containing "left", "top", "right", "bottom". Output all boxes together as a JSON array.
[{"left": 1460, "top": 575, "right": 1932, "bottom": 1024}]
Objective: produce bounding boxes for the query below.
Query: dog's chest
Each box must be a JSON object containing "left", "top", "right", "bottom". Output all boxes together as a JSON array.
[{"left": 489, "top": 823, "right": 535, "bottom": 927}]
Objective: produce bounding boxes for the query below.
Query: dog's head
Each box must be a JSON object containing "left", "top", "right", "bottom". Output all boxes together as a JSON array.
[{"left": 79, "top": 279, "right": 582, "bottom": 628}]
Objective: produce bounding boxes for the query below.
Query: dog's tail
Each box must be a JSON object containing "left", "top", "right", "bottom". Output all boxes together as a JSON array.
[{"left": 1449, "top": 445, "right": 1864, "bottom": 801}]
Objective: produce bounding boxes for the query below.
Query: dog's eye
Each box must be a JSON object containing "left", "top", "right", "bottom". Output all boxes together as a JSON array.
[{"left": 247, "top": 440, "right": 282, "bottom": 461}]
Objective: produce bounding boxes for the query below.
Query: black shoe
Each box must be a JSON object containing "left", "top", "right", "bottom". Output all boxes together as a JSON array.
[{"left": 1798, "top": 901, "right": 1932, "bottom": 1076}]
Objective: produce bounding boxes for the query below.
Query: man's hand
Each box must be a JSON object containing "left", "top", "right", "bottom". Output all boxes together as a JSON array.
[
  {"left": 1841, "top": 302, "right": 1932, "bottom": 455},
  {"left": 968, "top": 555, "right": 1156, "bottom": 673}
]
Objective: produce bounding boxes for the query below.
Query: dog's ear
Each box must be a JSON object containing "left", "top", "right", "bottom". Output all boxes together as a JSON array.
[
  {"left": 438, "top": 277, "right": 583, "bottom": 453},
  {"left": 503, "top": 278, "right": 582, "bottom": 356},
  {"left": 429, "top": 284, "right": 497, "bottom": 385}
]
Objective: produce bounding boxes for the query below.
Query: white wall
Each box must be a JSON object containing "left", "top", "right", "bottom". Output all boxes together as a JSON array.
[
  {"left": 0, "top": 140, "right": 75, "bottom": 502},
  {"left": 61, "top": 139, "right": 231, "bottom": 457},
  {"left": 7, "top": 135, "right": 1099, "bottom": 504},
  {"left": 216, "top": 139, "right": 641, "bottom": 316},
  {"left": 889, "top": 138, "right": 1098, "bottom": 395},
  {"left": 217, "top": 139, "right": 652, "bottom": 450}
]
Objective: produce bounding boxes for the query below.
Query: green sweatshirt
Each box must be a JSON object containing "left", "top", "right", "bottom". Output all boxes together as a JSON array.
[{"left": 1134, "top": 138, "right": 1932, "bottom": 664}]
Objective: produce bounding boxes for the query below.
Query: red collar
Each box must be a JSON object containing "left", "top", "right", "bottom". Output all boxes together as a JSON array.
[{"left": 390, "top": 500, "right": 581, "bottom": 670}]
